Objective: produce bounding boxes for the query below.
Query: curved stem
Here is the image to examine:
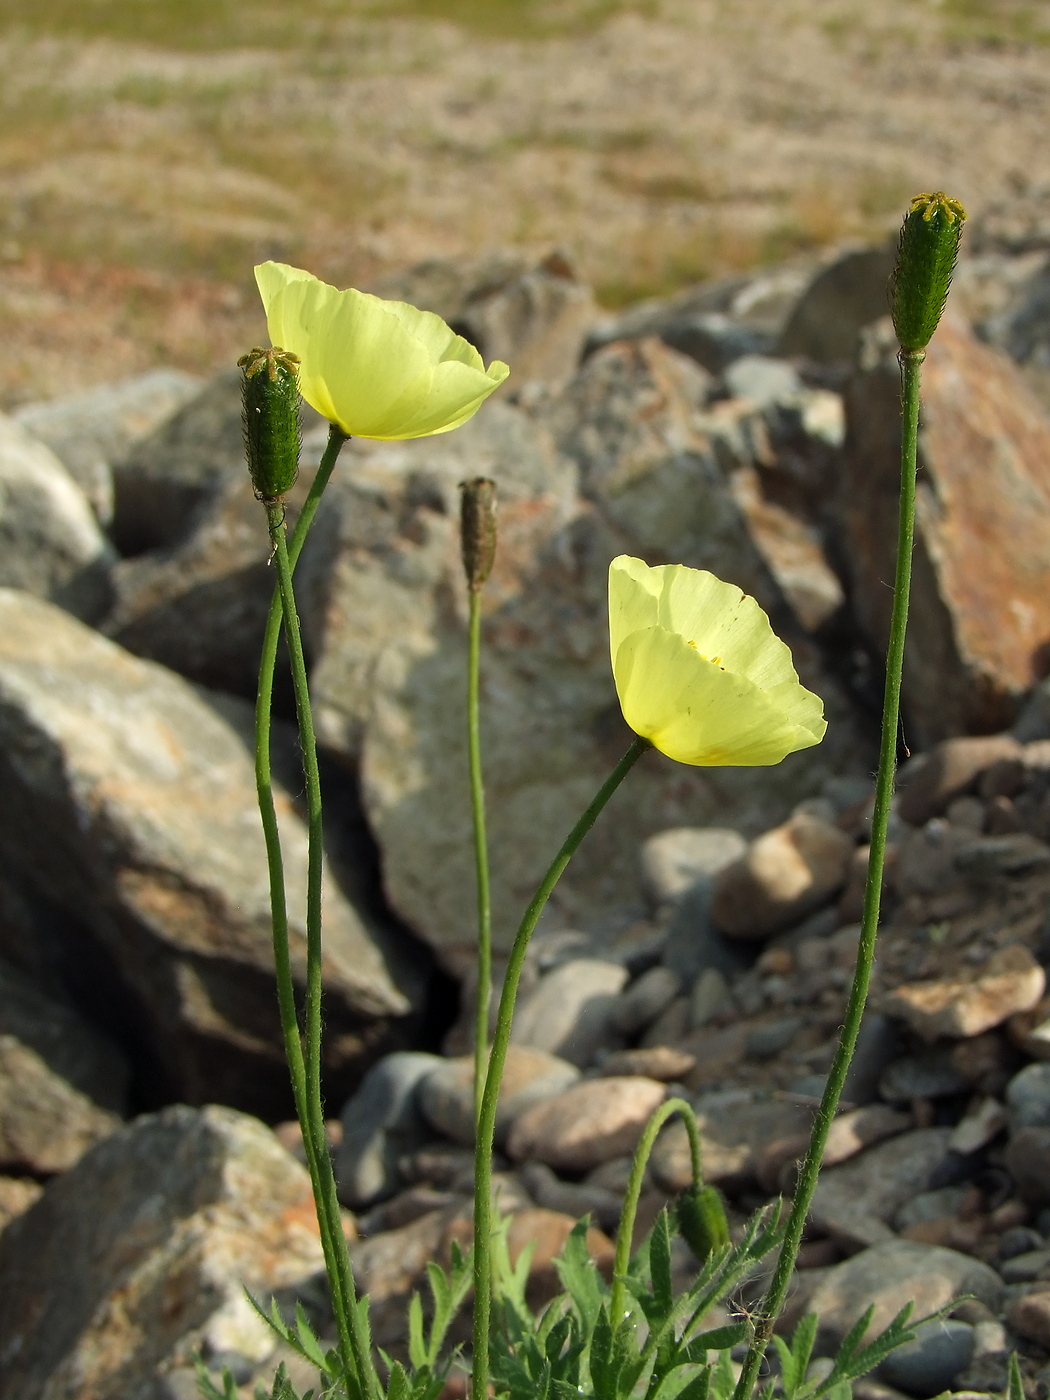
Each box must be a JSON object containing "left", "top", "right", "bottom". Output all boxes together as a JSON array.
[
  {"left": 467, "top": 586, "right": 492, "bottom": 1132},
  {"left": 611, "top": 1097, "right": 703, "bottom": 1327},
  {"left": 267, "top": 502, "right": 380, "bottom": 1400},
  {"left": 732, "top": 350, "right": 924, "bottom": 1400},
  {"left": 471, "top": 734, "right": 649, "bottom": 1400}
]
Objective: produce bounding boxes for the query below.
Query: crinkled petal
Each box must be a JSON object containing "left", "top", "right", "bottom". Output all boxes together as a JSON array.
[
  {"left": 253, "top": 262, "right": 508, "bottom": 439},
  {"left": 613, "top": 627, "right": 826, "bottom": 766},
  {"left": 609, "top": 555, "right": 662, "bottom": 663}
]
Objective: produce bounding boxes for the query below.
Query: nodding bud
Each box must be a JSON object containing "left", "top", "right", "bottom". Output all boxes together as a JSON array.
[
  {"left": 892, "top": 192, "right": 966, "bottom": 354},
  {"left": 460, "top": 477, "right": 497, "bottom": 590},
  {"left": 675, "top": 1184, "right": 730, "bottom": 1264},
  {"left": 239, "top": 346, "right": 302, "bottom": 502}
]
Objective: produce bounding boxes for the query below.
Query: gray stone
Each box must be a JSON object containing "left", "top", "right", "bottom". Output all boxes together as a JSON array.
[
  {"left": 640, "top": 827, "right": 747, "bottom": 905},
  {"left": 1006, "top": 1125, "right": 1050, "bottom": 1206},
  {"left": 0, "top": 1105, "right": 327, "bottom": 1400},
  {"left": 662, "top": 884, "right": 753, "bottom": 983},
  {"left": 806, "top": 1240, "right": 1001, "bottom": 1356},
  {"left": 0, "top": 1175, "right": 43, "bottom": 1235},
  {"left": 0, "top": 590, "right": 413, "bottom": 1115},
  {"left": 689, "top": 967, "right": 732, "bottom": 1030},
  {"left": 517, "top": 1160, "right": 622, "bottom": 1233},
  {"left": 1007, "top": 1062, "right": 1050, "bottom": 1130},
  {"left": 336, "top": 1051, "right": 443, "bottom": 1208},
  {"left": 0, "top": 412, "right": 114, "bottom": 623},
  {"left": 841, "top": 1014, "right": 901, "bottom": 1107},
  {"left": 103, "top": 460, "right": 323, "bottom": 699},
  {"left": 745, "top": 1016, "right": 803, "bottom": 1059},
  {"left": 879, "top": 1052, "right": 969, "bottom": 1104},
  {"left": 612, "top": 966, "right": 682, "bottom": 1036},
  {"left": 12, "top": 369, "right": 202, "bottom": 525},
  {"left": 897, "top": 735, "right": 1024, "bottom": 827},
  {"left": 650, "top": 1089, "right": 813, "bottom": 1190},
  {"left": 506, "top": 1076, "right": 667, "bottom": 1172},
  {"left": 297, "top": 359, "right": 865, "bottom": 970},
  {"left": 723, "top": 355, "right": 803, "bottom": 407},
  {"left": 877, "top": 1319, "right": 975, "bottom": 1398},
  {"left": 510, "top": 958, "right": 629, "bottom": 1067},
  {"left": 711, "top": 813, "right": 854, "bottom": 940},
  {"left": 777, "top": 244, "right": 896, "bottom": 365},
  {"left": 841, "top": 316, "right": 1050, "bottom": 743},
  {"left": 981, "top": 259, "right": 1050, "bottom": 378},
  {"left": 999, "top": 1248, "right": 1050, "bottom": 1282},
  {"left": 0, "top": 959, "right": 127, "bottom": 1173},
  {"left": 810, "top": 1128, "right": 953, "bottom": 1251},
  {"left": 418, "top": 1045, "right": 579, "bottom": 1148},
  {"left": 894, "top": 1186, "right": 971, "bottom": 1231}
]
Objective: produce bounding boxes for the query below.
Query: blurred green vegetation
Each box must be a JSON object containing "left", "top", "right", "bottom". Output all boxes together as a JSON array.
[{"left": 0, "top": 0, "right": 656, "bottom": 47}]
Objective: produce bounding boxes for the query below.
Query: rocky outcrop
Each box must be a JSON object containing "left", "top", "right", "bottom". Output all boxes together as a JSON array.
[
  {"left": 0, "top": 1106, "right": 326, "bottom": 1400},
  {"left": 841, "top": 315, "right": 1050, "bottom": 744},
  {"left": 0, "top": 590, "right": 415, "bottom": 1115}
]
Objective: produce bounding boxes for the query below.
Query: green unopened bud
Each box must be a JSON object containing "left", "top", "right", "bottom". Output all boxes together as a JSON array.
[
  {"left": 239, "top": 346, "right": 302, "bottom": 502},
  {"left": 460, "top": 477, "right": 497, "bottom": 590},
  {"left": 891, "top": 192, "right": 966, "bottom": 354},
  {"left": 676, "top": 1183, "right": 730, "bottom": 1263}
]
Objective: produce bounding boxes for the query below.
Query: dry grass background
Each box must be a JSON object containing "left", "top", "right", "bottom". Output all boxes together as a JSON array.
[{"left": 1, "top": 0, "right": 1050, "bottom": 404}]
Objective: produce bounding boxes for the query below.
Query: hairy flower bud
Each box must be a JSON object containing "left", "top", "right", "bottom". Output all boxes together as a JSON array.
[
  {"left": 460, "top": 477, "right": 498, "bottom": 590},
  {"left": 676, "top": 1183, "right": 730, "bottom": 1263},
  {"left": 239, "top": 346, "right": 302, "bottom": 502},
  {"left": 891, "top": 192, "right": 966, "bottom": 354}
]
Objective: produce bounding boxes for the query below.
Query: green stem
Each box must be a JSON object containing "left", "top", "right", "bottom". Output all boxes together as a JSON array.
[
  {"left": 467, "top": 586, "right": 493, "bottom": 1132},
  {"left": 610, "top": 1097, "right": 703, "bottom": 1327},
  {"left": 266, "top": 502, "right": 380, "bottom": 1400},
  {"left": 732, "top": 350, "right": 924, "bottom": 1400},
  {"left": 471, "top": 734, "right": 649, "bottom": 1400}
]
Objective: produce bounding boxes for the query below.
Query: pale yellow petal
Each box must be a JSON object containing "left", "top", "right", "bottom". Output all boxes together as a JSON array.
[
  {"left": 608, "top": 555, "right": 662, "bottom": 664},
  {"left": 653, "top": 563, "right": 799, "bottom": 689},
  {"left": 613, "top": 627, "right": 826, "bottom": 766},
  {"left": 253, "top": 262, "right": 509, "bottom": 439}
]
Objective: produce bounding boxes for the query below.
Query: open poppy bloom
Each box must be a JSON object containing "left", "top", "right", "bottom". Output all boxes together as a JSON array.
[
  {"left": 609, "top": 555, "right": 827, "bottom": 766},
  {"left": 254, "top": 262, "right": 509, "bottom": 440}
]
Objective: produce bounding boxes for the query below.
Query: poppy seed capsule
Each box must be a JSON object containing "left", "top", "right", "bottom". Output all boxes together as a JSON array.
[
  {"left": 239, "top": 346, "right": 302, "bottom": 502},
  {"left": 460, "top": 477, "right": 497, "bottom": 590},
  {"left": 891, "top": 192, "right": 966, "bottom": 354},
  {"left": 676, "top": 1183, "right": 730, "bottom": 1263}
]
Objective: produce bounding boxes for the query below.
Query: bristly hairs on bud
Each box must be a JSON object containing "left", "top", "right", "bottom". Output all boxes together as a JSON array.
[
  {"left": 239, "top": 346, "right": 302, "bottom": 504},
  {"left": 676, "top": 1183, "right": 731, "bottom": 1264},
  {"left": 891, "top": 192, "right": 966, "bottom": 355},
  {"left": 460, "top": 477, "right": 498, "bottom": 591}
]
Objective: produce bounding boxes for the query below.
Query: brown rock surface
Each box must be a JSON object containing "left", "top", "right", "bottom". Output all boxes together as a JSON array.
[
  {"left": 1007, "top": 1290, "right": 1050, "bottom": 1349},
  {"left": 506, "top": 1076, "right": 666, "bottom": 1172},
  {"left": 0, "top": 1105, "right": 327, "bottom": 1400},
  {"left": 897, "top": 735, "right": 1025, "bottom": 828},
  {"left": 841, "top": 316, "right": 1050, "bottom": 744},
  {"left": 886, "top": 944, "right": 1045, "bottom": 1041},
  {"left": 711, "top": 812, "right": 854, "bottom": 940}
]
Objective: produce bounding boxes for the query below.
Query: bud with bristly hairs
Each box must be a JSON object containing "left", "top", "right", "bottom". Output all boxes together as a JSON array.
[
  {"left": 239, "top": 345, "right": 302, "bottom": 502},
  {"left": 676, "top": 1182, "right": 731, "bottom": 1263},
  {"left": 891, "top": 192, "right": 966, "bottom": 355}
]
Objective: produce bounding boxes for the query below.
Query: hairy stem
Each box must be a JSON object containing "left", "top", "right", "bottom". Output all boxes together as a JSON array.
[
  {"left": 467, "top": 586, "right": 493, "bottom": 1132},
  {"left": 266, "top": 501, "right": 379, "bottom": 1400},
  {"left": 611, "top": 1097, "right": 703, "bottom": 1327},
  {"left": 732, "top": 350, "right": 924, "bottom": 1400},
  {"left": 471, "top": 734, "right": 649, "bottom": 1400}
]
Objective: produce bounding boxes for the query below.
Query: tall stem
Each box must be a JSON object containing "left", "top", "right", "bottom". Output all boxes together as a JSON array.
[
  {"left": 266, "top": 502, "right": 380, "bottom": 1400},
  {"left": 471, "top": 735, "right": 649, "bottom": 1400},
  {"left": 467, "top": 586, "right": 493, "bottom": 1130},
  {"left": 732, "top": 350, "right": 924, "bottom": 1400},
  {"left": 610, "top": 1097, "right": 703, "bottom": 1328}
]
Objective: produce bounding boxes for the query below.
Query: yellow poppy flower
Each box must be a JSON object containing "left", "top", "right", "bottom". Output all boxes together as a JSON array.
[
  {"left": 609, "top": 555, "right": 827, "bottom": 766},
  {"left": 254, "top": 262, "right": 510, "bottom": 440}
]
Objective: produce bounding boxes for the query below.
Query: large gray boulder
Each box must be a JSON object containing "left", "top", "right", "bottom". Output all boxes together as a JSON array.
[
  {"left": 0, "top": 960, "right": 127, "bottom": 1174},
  {"left": 0, "top": 1105, "right": 326, "bottom": 1400},
  {"left": 0, "top": 589, "right": 416, "bottom": 1114},
  {"left": 12, "top": 369, "right": 202, "bottom": 526},
  {"left": 0, "top": 413, "right": 114, "bottom": 623},
  {"left": 297, "top": 366, "right": 868, "bottom": 973}
]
